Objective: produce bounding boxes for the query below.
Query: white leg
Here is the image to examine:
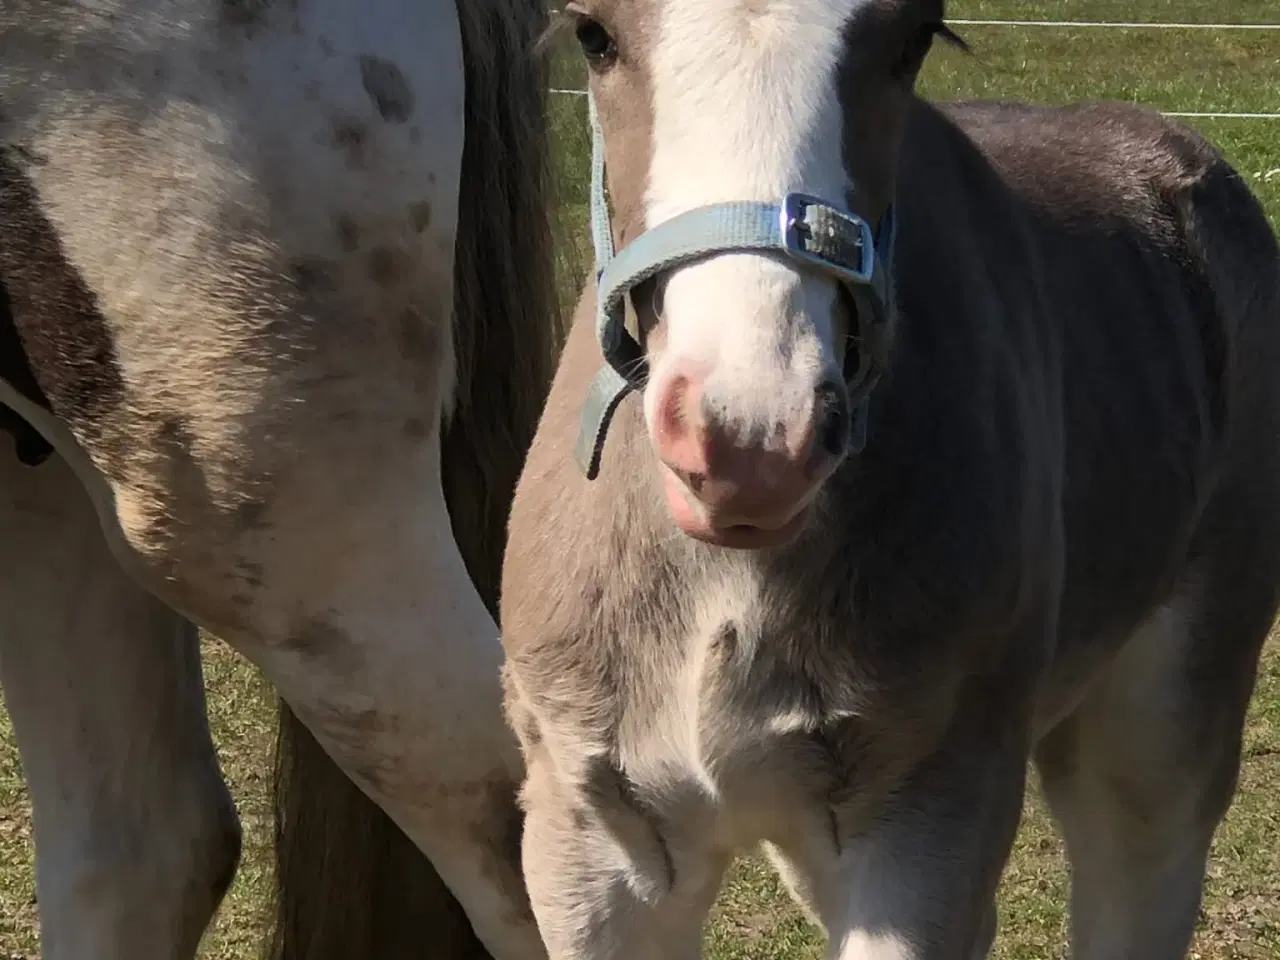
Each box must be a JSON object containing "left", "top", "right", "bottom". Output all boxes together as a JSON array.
[
  {"left": 518, "top": 757, "right": 727, "bottom": 960},
  {"left": 230, "top": 480, "right": 539, "bottom": 960},
  {"left": 765, "top": 724, "right": 1026, "bottom": 959},
  {"left": 0, "top": 449, "right": 240, "bottom": 959},
  {"left": 1034, "top": 597, "right": 1265, "bottom": 959}
]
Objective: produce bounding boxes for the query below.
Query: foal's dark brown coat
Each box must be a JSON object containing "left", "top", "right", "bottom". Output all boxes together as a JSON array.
[{"left": 502, "top": 98, "right": 1280, "bottom": 957}]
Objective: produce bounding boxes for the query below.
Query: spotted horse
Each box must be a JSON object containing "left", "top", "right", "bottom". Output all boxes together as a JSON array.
[
  {"left": 500, "top": 0, "right": 1280, "bottom": 957},
  {"left": 0, "top": 0, "right": 565, "bottom": 957}
]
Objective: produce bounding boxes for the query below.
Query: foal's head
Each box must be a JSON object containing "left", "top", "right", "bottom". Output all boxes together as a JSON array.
[{"left": 564, "top": 0, "right": 956, "bottom": 548}]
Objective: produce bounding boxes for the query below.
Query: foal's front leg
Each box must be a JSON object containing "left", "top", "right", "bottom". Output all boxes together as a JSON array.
[
  {"left": 770, "top": 728, "right": 1027, "bottom": 959},
  {"left": 518, "top": 751, "right": 728, "bottom": 960}
]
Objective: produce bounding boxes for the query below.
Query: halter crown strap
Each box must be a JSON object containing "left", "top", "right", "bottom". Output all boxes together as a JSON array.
[{"left": 574, "top": 93, "right": 896, "bottom": 479}]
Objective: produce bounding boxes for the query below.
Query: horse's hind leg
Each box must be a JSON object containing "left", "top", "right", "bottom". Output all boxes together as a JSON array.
[
  {"left": 1034, "top": 579, "right": 1272, "bottom": 959},
  {"left": 0, "top": 450, "right": 241, "bottom": 958}
]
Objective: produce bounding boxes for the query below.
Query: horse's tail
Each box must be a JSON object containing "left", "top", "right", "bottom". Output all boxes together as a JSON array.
[
  {"left": 1172, "top": 128, "right": 1280, "bottom": 462},
  {"left": 1168, "top": 121, "right": 1280, "bottom": 636},
  {"left": 267, "top": 0, "right": 566, "bottom": 954}
]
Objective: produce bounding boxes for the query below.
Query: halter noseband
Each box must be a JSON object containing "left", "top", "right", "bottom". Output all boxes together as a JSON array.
[{"left": 574, "top": 92, "right": 898, "bottom": 480}]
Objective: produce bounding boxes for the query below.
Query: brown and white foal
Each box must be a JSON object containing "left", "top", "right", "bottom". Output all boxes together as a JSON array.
[{"left": 502, "top": 1, "right": 1280, "bottom": 958}]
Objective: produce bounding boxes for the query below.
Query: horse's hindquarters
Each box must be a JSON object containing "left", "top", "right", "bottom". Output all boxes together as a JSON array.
[
  {"left": 2, "top": 1, "right": 544, "bottom": 955},
  {"left": 7, "top": 0, "right": 465, "bottom": 480},
  {"left": 2, "top": 0, "right": 472, "bottom": 597}
]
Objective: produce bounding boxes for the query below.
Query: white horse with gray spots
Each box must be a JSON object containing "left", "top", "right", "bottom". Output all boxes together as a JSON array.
[{"left": 0, "top": 0, "right": 564, "bottom": 957}]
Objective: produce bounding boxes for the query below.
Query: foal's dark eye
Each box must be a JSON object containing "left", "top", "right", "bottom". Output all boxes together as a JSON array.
[{"left": 574, "top": 16, "right": 617, "bottom": 65}]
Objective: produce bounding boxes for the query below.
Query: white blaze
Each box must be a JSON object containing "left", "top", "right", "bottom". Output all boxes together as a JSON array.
[{"left": 643, "top": 0, "right": 871, "bottom": 432}]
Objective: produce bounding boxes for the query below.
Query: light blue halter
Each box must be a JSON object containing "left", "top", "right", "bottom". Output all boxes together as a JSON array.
[{"left": 574, "top": 92, "right": 898, "bottom": 480}]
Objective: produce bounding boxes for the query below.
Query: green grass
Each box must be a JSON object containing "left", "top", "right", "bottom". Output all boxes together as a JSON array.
[{"left": 4, "top": 2, "right": 1280, "bottom": 957}]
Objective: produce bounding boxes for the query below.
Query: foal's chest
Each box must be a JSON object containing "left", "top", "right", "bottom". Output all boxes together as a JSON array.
[{"left": 608, "top": 567, "right": 925, "bottom": 850}]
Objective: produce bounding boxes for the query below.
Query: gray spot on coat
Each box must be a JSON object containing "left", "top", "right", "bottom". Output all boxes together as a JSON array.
[
  {"left": 409, "top": 201, "right": 432, "bottom": 233},
  {"left": 289, "top": 617, "right": 364, "bottom": 674},
  {"left": 222, "top": 0, "right": 270, "bottom": 27},
  {"left": 358, "top": 55, "right": 414, "bottom": 124}
]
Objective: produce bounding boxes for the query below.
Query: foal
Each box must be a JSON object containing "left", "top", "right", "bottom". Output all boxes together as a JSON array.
[{"left": 502, "top": 0, "right": 1280, "bottom": 956}]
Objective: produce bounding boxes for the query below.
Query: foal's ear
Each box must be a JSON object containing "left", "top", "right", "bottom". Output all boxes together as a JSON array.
[
  {"left": 535, "top": 8, "right": 576, "bottom": 56},
  {"left": 936, "top": 22, "right": 972, "bottom": 55}
]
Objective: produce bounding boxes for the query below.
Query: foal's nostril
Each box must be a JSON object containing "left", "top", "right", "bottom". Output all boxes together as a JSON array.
[{"left": 814, "top": 380, "right": 852, "bottom": 458}]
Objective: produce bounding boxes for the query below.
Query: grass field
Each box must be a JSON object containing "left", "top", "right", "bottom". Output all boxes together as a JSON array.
[{"left": 3, "top": 2, "right": 1280, "bottom": 957}]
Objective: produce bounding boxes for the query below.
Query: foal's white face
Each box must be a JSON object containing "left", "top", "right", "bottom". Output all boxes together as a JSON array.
[
  {"left": 643, "top": 0, "right": 858, "bottom": 436},
  {"left": 569, "top": 0, "right": 946, "bottom": 548}
]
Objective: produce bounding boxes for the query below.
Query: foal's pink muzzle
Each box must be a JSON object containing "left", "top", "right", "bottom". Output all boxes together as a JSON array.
[{"left": 650, "top": 361, "right": 850, "bottom": 549}]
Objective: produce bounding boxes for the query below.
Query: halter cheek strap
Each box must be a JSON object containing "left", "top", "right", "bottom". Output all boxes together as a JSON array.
[{"left": 574, "top": 92, "right": 898, "bottom": 480}]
